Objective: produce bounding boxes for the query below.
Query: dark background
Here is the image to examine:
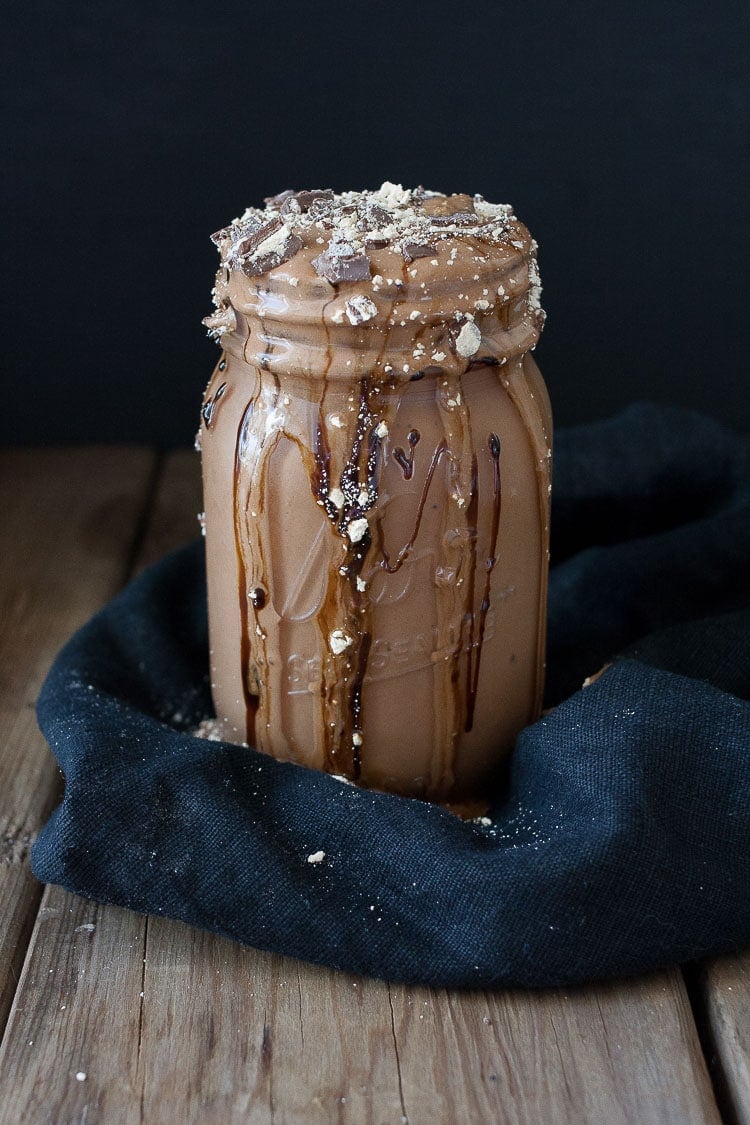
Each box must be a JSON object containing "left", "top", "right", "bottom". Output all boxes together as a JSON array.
[{"left": 3, "top": 1, "right": 748, "bottom": 448}]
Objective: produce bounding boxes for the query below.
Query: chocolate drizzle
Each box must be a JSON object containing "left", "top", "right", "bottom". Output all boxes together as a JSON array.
[
  {"left": 464, "top": 433, "right": 502, "bottom": 731},
  {"left": 393, "top": 429, "right": 420, "bottom": 480},
  {"left": 202, "top": 381, "right": 227, "bottom": 428},
  {"left": 377, "top": 440, "right": 450, "bottom": 575},
  {"left": 308, "top": 379, "right": 387, "bottom": 774}
]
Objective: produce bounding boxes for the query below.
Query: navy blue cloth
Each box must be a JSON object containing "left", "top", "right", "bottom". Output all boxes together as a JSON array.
[{"left": 31, "top": 403, "right": 750, "bottom": 987}]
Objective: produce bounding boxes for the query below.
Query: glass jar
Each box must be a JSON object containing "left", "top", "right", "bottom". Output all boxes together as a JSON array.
[{"left": 199, "top": 185, "right": 551, "bottom": 814}]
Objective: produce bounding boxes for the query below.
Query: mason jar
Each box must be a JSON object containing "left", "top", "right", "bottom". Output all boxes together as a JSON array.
[{"left": 199, "top": 185, "right": 551, "bottom": 814}]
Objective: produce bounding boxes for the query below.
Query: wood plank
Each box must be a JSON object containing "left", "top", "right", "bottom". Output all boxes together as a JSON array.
[
  {"left": 697, "top": 950, "right": 750, "bottom": 1124},
  {"left": 0, "top": 887, "right": 145, "bottom": 1124},
  {"left": 0, "top": 448, "right": 723, "bottom": 1124},
  {"left": 138, "top": 921, "right": 407, "bottom": 1124},
  {"left": 387, "top": 970, "right": 719, "bottom": 1125},
  {"left": 0, "top": 448, "right": 201, "bottom": 1123},
  {"left": 0, "top": 447, "right": 156, "bottom": 1033}
]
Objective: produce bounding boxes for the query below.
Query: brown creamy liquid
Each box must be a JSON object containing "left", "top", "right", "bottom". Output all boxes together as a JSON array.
[{"left": 200, "top": 185, "right": 551, "bottom": 813}]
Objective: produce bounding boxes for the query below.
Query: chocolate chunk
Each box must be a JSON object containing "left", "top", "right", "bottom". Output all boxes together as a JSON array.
[
  {"left": 210, "top": 226, "right": 232, "bottom": 246},
  {"left": 430, "top": 211, "right": 481, "bottom": 227},
  {"left": 306, "top": 192, "right": 336, "bottom": 218},
  {"left": 264, "top": 189, "right": 296, "bottom": 207},
  {"left": 230, "top": 216, "right": 304, "bottom": 276},
  {"left": 365, "top": 235, "right": 390, "bottom": 249},
  {"left": 243, "top": 233, "right": 303, "bottom": 277},
  {"left": 235, "top": 216, "right": 284, "bottom": 259},
  {"left": 295, "top": 189, "right": 335, "bottom": 213},
  {"left": 400, "top": 239, "right": 437, "bottom": 263},
  {"left": 265, "top": 188, "right": 336, "bottom": 218},
  {"left": 312, "top": 248, "right": 371, "bottom": 284},
  {"left": 365, "top": 202, "right": 393, "bottom": 227}
]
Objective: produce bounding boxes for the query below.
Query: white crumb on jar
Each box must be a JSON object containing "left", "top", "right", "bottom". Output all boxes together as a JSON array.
[
  {"left": 329, "top": 487, "right": 345, "bottom": 509},
  {"left": 474, "top": 298, "right": 490, "bottom": 311},
  {"left": 288, "top": 276, "right": 299, "bottom": 287},
  {"left": 473, "top": 816, "right": 493, "bottom": 827},
  {"left": 352, "top": 731, "right": 363, "bottom": 746},
  {"left": 345, "top": 294, "right": 378, "bottom": 324},
  {"left": 347, "top": 517, "right": 369, "bottom": 543},
  {"left": 409, "top": 309, "right": 420, "bottom": 320},
  {"left": 455, "top": 320, "right": 482, "bottom": 357},
  {"left": 374, "top": 421, "right": 388, "bottom": 439},
  {"left": 356, "top": 576, "right": 367, "bottom": 592},
  {"left": 357, "top": 488, "right": 369, "bottom": 506},
  {"left": 306, "top": 850, "right": 326, "bottom": 865},
  {"left": 528, "top": 256, "right": 543, "bottom": 312},
  {"left": 374, "top": 180, "right": 411, "bottom": 207},
  {"left": 329, "top": 629, "right": 354, "bottom": 654},
  {"left": 431, "top": 351, "right": 447, "bottom": 362},
  {"left": 328, "top": 413, "right": 345, "bottom": 428},
  {"left": 331, "top": 308, "right": 345, "bottom": 324}
]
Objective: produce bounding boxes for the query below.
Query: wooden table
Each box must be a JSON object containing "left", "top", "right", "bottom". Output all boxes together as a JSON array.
[{"left": 0, "top": 446, "right": 747, "bottom": 1124}]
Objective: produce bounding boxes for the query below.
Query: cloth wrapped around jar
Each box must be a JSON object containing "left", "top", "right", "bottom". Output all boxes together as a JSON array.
[{"left": 31, "top": 402, "right": 750, "bottom": 988}]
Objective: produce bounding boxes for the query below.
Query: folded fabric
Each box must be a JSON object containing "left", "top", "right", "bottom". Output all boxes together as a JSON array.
[{"left": 31, "top": 403, "right": 750, "bottom": 987}]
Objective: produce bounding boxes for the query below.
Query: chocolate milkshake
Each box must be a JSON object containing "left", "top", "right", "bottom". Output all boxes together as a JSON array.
[{"left": 199, "top": 183, "right": 551, "bottom": 814}]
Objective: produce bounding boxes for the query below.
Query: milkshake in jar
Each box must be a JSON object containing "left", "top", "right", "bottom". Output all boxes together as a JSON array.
[{"left": 199, "top": 184, "right": 551, "bottom": 814}]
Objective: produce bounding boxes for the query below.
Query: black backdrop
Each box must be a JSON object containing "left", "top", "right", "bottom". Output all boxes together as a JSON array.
[{"left": 3, "top": 1, "right": 748, "bottom": 447}]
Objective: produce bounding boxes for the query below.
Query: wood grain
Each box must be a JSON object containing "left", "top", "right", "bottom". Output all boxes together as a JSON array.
[
  {"left": 0, "top": 886, "right": 145, "bottom": 1124},
  {"left": 136, "top": 921, "right": 408, "bottom": 1124},
  {"left": 387, "top": 970, "right": 719, "bottom": 1125},
  {"left": 0, "top": 447, "right": 156, "bottom": 1034},
  {"left": 698, "top": 950, "right": 750, "bottom": 1124},
  {"left": 0, "top": 449, "right": 202, "bottom": 1123},
  {"left": 0, "top": 447, "right": 725, "bottom": 1124}
]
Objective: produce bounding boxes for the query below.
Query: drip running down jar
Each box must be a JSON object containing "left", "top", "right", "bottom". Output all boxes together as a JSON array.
[{"left": 199, "top": 183, "right": 552, "bottom": 815}]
